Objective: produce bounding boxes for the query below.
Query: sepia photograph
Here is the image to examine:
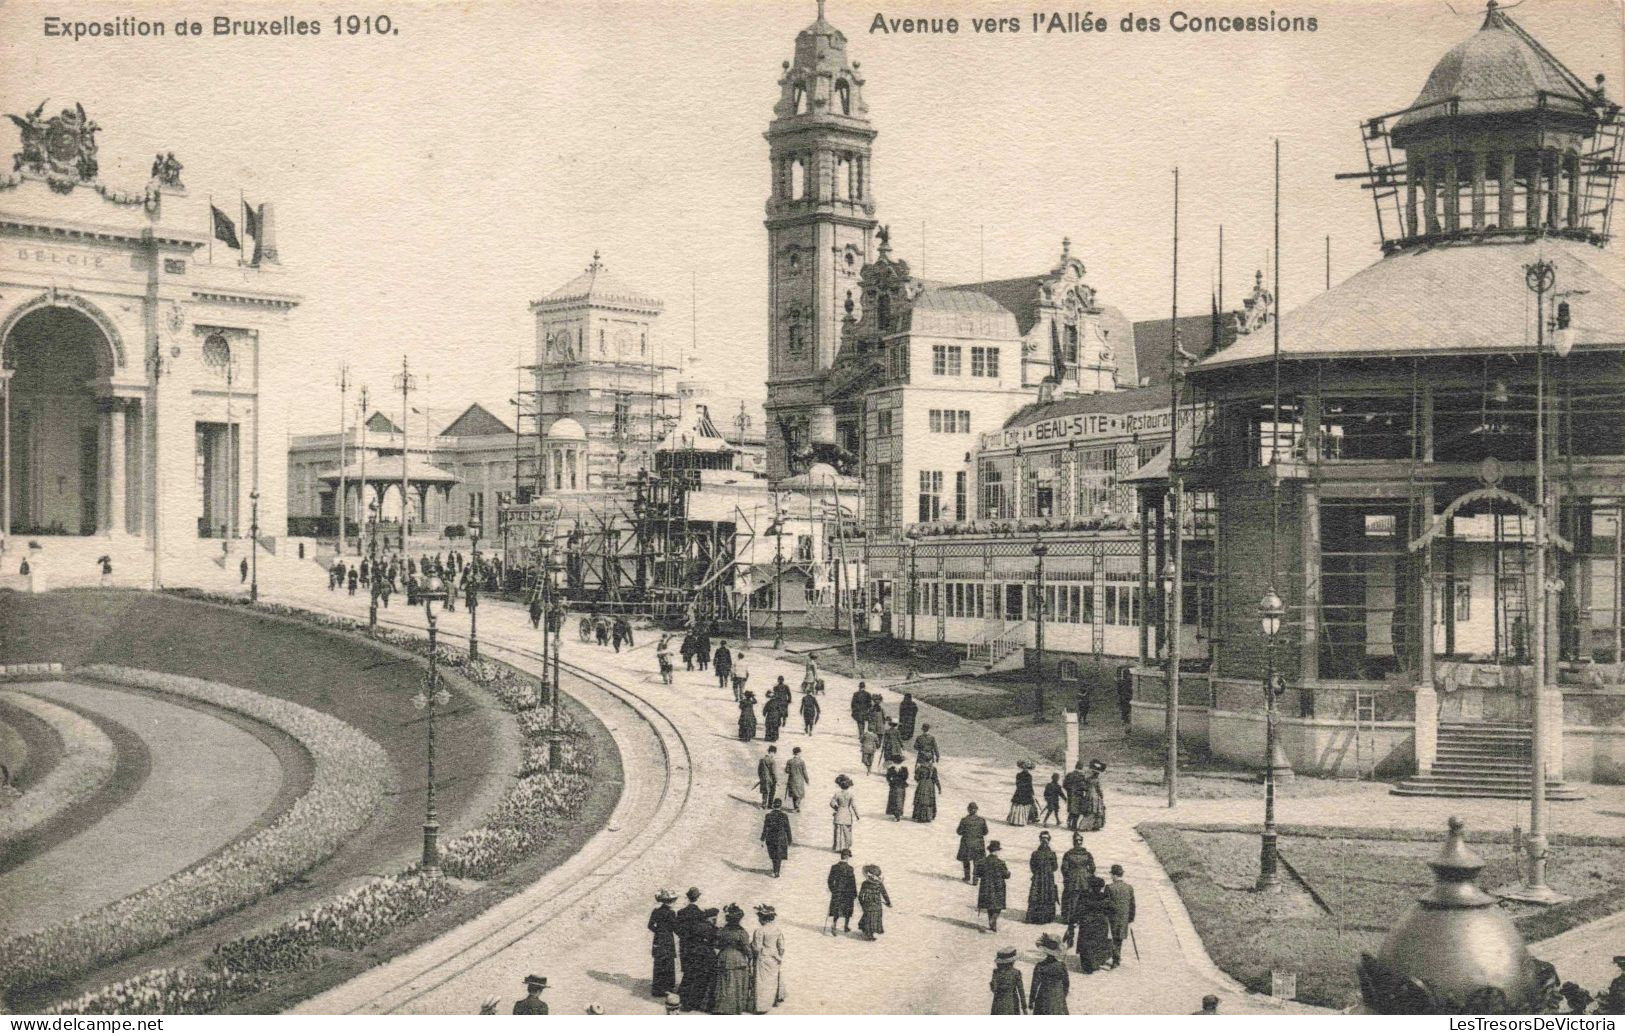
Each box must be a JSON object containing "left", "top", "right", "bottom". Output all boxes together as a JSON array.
[{"left": 1, "top": 0, "right": 1624, "bottom": 1018}]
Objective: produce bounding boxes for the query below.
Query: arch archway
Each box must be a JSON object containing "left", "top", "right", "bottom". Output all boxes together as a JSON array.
[{"left": 5, "top": 305, "right": 118, "bottom": 536}]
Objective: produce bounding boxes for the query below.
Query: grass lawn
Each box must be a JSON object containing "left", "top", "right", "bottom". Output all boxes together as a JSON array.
[{"left": 1142, "top": 822, "right": 1625, "bottom": 1010}]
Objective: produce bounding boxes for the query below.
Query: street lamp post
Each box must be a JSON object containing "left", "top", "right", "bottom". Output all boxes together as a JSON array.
[
  {"left": 772, "top": 492, "right": 786, "bottom": 650},
  {"left": 1033, "top": 542, "right": 1048, "bottom": 721},
  {"left": 249, "top": 490, "right": 260, "bottom": 602},
  {"left": 467, "top": 517, "right": 482, "bottom": 661},
  {"left": 1162, "top": 556, "right": 1181, "bottom": 807},
  {"left": 1257, "top": 586, "right": 1286, "bottom": 892},
  {"left": 415, "top": 573, "right": 450, "bottom": 871},
  {"left": 368, "top": 503, "right": 380, "bottom": 630}
]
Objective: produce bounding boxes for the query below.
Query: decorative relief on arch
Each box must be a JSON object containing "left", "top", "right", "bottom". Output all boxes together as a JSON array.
[{"left": 0, "top": 289, "right": 128, "bottom": 372}]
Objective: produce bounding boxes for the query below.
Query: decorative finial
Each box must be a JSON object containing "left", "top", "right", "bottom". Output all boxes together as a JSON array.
[
  {"left": 817, "top": 0, "right": 826, "bottom": 20},
  {"left": 1061, "top": 237, "right": 1071, "bottom": 260}
]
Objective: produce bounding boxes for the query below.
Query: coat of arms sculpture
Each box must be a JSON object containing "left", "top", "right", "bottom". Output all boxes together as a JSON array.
[{"left": 8, "top": 100, "right": 101, "bottom": 185}]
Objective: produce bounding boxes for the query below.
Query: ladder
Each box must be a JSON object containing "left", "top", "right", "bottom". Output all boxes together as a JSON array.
[
  {"left": 1498, "top": 514, "right": 1532, "bottom": 664},
  {"left": 1352, "top": 684, "right": 1378, "bottom": 780}
]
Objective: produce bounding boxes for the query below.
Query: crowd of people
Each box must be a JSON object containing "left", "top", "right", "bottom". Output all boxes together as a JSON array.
[{"left": 327, "top": 548, "right": 502, "bottom": 611}]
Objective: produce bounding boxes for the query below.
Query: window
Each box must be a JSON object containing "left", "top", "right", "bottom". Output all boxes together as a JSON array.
[
  {"left": 918, "top": 470, "right": 943, "bottom": 522},
  {"left": 836, "top": 79, "right": 851, "bottom": 115},
  {"left": 875, "top": 462, "right": 894, "bottom": 528},
  {"left": 877, "top": 292, "right": 892, "bottom": 332},
  {"left": 1104, "top": 573, "right": 1142, "bottom": 626},
  {"left": 1058, "top": 660, "right": 1081, "bottom": 682},
  {"left": 954, "top": 471, "right": 967, "bottom": 521},
  {"left": 613, "top": 394, "right": 632, "bottom": 439},
  {"left": 931, "top": 345, "right": 962, "bottom": 376},
  {"left": 928, "top": 409, "right": 972, "bottom": 433},
  {"left": 1065, "top": 324, "right": 1080, "bottom": 364},
  {"left": 943, "top": 581, "right": 985, "bottom": 619},
  {"left": 876, "top": 409, "right": 894, "bottom": 437},
  {"left": 979, "top": 459, "right": 1012, "bottom": 519},
  {"left": 971, "top": 346, "right": 1000, "bottom": 378},
  {"left": 468, "top": 491, "right": 485, "bottom": 526}
]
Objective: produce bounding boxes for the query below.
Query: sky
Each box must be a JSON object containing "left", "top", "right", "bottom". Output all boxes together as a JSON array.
[{"left": 4, "top": 0, "right": 1620, "bottom": 435}]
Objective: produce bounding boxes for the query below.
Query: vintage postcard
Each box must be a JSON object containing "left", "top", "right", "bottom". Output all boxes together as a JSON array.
[{"left": 2, "top": 0, "right": 1624, "bottom": 1020}]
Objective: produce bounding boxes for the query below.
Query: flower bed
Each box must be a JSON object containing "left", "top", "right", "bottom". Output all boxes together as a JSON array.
[
  {"left": 0, "top": 690, "right": 117, "bottom": 847},
  {"left": 0, "top": 667, "right": 390, "bottom": 1000},
  {"left": 40, "top": 596, "right": 601, "bottom": 1015}
]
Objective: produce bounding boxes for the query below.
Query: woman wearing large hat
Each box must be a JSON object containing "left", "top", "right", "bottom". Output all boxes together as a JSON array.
[
  {"left": 1031, "top": 934, "right": 1071, "bottom": 1013},
  {"left": 977, "top": 841, "right": 1011, "bottom": 932},
  {"left": 1007, "top": 760, "right": 1038, "bottom": 826},
  {"left": 989, "top": 947, "right": 1028, "bottom": 1015},
  {"left": 830, "top": 774, "right": 859, "bottom": 853},
  {"left": 1027, "top": 831, "right": 1060, "bottom": 924},
  {"left": 857, "top": 864, "right": 891, "bottom": 940},
  {"left": 883, "top": 753, "right": 910, "bottom": 821},
  {"left": 751, "top": 904, "right": 786, "bottom": 1013},
  {"left": 1082, "top": 759, "right": 1108, "bottom": 831},
  {"left": 710, "top": 904, "right": 753, "bottom": 1014},
  {"left": 737, "top": 690, "right": 758, "bottom": 742},
  {"left": 648, "top": 890, "right": 681, "bottom": 998}
]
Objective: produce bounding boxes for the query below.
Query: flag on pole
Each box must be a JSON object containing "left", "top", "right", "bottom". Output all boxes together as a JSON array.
[
  {"left": 211, "top": 205, "right": 241, "bottom": 250},
  {"left": 243, "top": 200, "right": 262, "bottom": 265}
]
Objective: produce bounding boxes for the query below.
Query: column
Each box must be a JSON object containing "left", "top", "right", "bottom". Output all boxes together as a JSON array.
[
  {"left": 2, "top": 371, "right": 11, "bottom": 540},
  {"left": 126, "top": 404, "right": 143, "bottom": 535},
  {"left": 1301, "top": 485, "right": 1321, "bottom": 683},
  {"left": 1499, "top": 151, "right": 1517, "bottom": 229},
  {"left": 1527, "top": 155, "right": 1544, "bottom": 229},
  {"left": 1443, "top": 153, "right": 1460, "bottom": 232},
  {"left": 96, "top": 406, "right": 111, "bottom": 535},
  {"left": 1405, "top": 159, "right": 1420, "bottom": 238},
  {"left": 1547, "top": 152, "right": 1562, "bottom": 229},
  {"left": 1567, "top": 153, "right": 1582, "bottom": 229},
  {"left": 108, "top": 400, "right": 126, "bottom": 534},
  {"left": 1422, "top": 156, "right": 1440, "bottom": 235},
  {"left": 1471, "top": 152, "right": 1487, "bottom": 231}
]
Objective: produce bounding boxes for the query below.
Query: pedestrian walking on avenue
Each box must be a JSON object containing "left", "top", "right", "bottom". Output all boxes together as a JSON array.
[
  {"left": 1060, "top": 832, "right": 1097, "bottom": 920},
  {"left": 612, "top": 618, "right": 626, "bottom": 652},
  {"left": 1041, "top": 773, "right": 1065, "bottom": 827},
  {"left": 801, "top": 655, "right": 822, "bottom": 696},
  {"left": 1105, "top": 864, "right": 1137, "bottom": 968},
  {"left": 785, "top": 747, "right": 810, "bottom": 811},
  {"left": 977, "top": 841, "right": 1011, "bottom": 931},
  {"left": 648, "top": 891, "right": 680, "bottom": 998},
  {"left": 681, "top": 630, "right": 697, "bottom": 670},
  {"left": 864, "top": 697, "right": 887, "bottom": 737},
  {"left": 849, "top": 683, "right": 871, "bottom": 734},
  {"left": 714, "top": 641, "right": 733, "bottom": 692},
  {"left": 830, "top": 774, "right": 859, "bottom": 852},
  {"left": 751, "top": 905, "right": 786, "bottom": 1013},
  {"left": 675, "top": 889, "right": 710, "bottom": 1011},
  {"left": 857, "top": 865, "right": 891, "bottom": 940},
  {"left": 679, "top": 903, "right": 720, "bottom": 1012},
  {"left": 710, "top": 905, "right": 753, "bottom": 1015},
  {"left": 1063, "top": 760, "right": 1090, "bottom": 831},
  {"left": 595, "top": 615, "right": 610, "bottom": 646},
  {"left": 879, "top": 718, "right": 903, "bottom": 761},
  {"left": 348, "top": 568, "right": 358, "bottom": 595},
  {"left": 1008, "top": 760, "right": 1038, "bottom": 826},
  {"left": 1116, "top": 665, "right": 1135, "bottom": 727},
  {"left": 696, "top": 629, "right": 711, "bottom": 670},
  {"left": 989, "top": 947, "right": 1027, "bottom": 1014},
  {"left": 911, "top": 758, "right": 942, "bottom": 822},
  {"left": 239, "top": 556, "right": 248, "bottom": 583},
  {"left": 826, "top": 848, "right": 857, "bottom": 934},
  {"left": 1031, "top": 934, "right": 1071, "bottom": 1013},
  {"left": 756, "top": 746, "right": 779, "bottom": 808},
  {"left": 957, "top": 803, "right": 990, "bottom": 884},
  {"left": 1082, "top": 759, "right": 1108, "bottom": 831},
  {"left": 859, "top": 726, "right": 879, "bottom": 775},
  {"left": 763, "top": 691, "right": 786, "bottom": 743},
  {"left": 529, "top": 597, "right": 543, "bottom": 629},
  {"left": 884, "top": 755, "right": 909, "bottom": 820},
  {"left": 1075, "top": 682, "right": 1093, "bottom": 726},
  {"left": 738, "top": 692, "right": 758, "bottom": 743},
  {"left": 731, "top": 650, "right": 751, "bottom": 701},
  {"left": 657, "top": 635, "right": 675, "bottom": 684},
  {"left": 513, "top": 975, "right": 550, "bottom": 1014},
  {"left": 898, "top": 692, "right": 919, "bottom": 740},
  {"left": 1065, "top": 876, "right": 1116, "bottom": 974},
  {"left": 761, "top": 799, "right": 793, "bottom": 877},
  {"left": 913, "top": 722, "right": 940, "bottom": 764},
  {"left": 1027, "top": 831, "right": 1060, "bottom": 924},
  {"left": 800, "top": 691, "right": 820, "bottom": 735}
]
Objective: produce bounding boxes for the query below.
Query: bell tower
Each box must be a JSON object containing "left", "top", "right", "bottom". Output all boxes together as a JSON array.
[{"left": 763, "top": 1, "right": 878, "bottom": 480}]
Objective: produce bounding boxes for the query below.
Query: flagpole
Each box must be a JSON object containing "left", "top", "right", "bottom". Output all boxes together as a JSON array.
[
  {"left": 240, "top": 191, "right": 246, "bottom": 267},
  {"left": 208, "top": 194, "right": 214, "bottom": 265}
]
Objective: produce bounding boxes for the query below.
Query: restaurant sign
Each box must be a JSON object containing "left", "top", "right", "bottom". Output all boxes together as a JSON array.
[{"left": 980, "top": 405, "right": 1200, "bottom": 451}]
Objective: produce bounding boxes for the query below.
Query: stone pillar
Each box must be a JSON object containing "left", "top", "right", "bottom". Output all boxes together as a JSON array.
[
  {"left": 1547, "top": 152, "right": 1562, "bottom": 229},
  {"left": 1443, "top": 153, "right": 1460, "bottom": 232},
  {"left": 96, "top": 407, "right": 111, "bottom": 535},
  {"left": 1406, "top": 160, "right": 1420, "bottom": 238},
  {"left": 1567, "top": 153, "right": 1582, "bottom": 228},
  {"left": 1499, "top": 151, "right": 1517, "bottom": 229},
  {"left": 1422, "top": 156, "right": 1440, "bottom": 235},
  {"left": 1471, "top": 151, "right": 1487, "bottom": 231},
  {"left": 1527, "top": 157, "right": 1544, "bottom": 229},
  {"left": 1414, "top": 681, "right": 1439, "bottom": 775},
  {"left": 126, "top": 403, "right": 142, "bottom": 535},
  {"left": 107, "top": 400, "right": 126, "bottom": 535}
]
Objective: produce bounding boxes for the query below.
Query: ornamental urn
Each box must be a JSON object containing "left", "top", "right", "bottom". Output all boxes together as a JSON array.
[{"left": 1357, "top": 817, "right": 1557, "bottom": 1014}]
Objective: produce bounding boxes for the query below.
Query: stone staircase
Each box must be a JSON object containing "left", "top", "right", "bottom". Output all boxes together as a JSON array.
[
  {"left": 1392, "top": 721, "right": 1583, "bottom": 800},
  {"left": 962, "top": 620, "right": 1027, "bottom": 675}
]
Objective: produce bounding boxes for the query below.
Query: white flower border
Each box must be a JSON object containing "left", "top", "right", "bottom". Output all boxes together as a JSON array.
[
  {"left": 0, "top": 690, "right": 118, "bottom": 847},
  {"left": 0, "top": 665, "right": 390, "bottom": 996}
]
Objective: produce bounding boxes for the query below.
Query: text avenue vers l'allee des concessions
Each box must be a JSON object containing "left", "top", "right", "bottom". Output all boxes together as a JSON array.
[{"left": 870, "top": 10, "right": 1319, "bottom": 34}]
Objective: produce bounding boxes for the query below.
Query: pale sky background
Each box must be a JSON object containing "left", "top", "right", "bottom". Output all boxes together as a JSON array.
[{"left": 4, "top": 0, "right": 1620, "bottom": 435}]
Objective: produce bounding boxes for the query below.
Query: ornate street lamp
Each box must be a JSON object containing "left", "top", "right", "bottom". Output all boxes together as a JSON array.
[
  {"left": 546, "top": 544, "right": 566, "bottom": 769},
  {"left": 415, "top": 572, "right": 450, "bottom": 871},
  {"left": 1257, "top": 585, "right": 1286, "bottom": 892},
  {"left": 249, "top": 490, "right": 260, "bottom": 603},
  {"left": 771, "top": 492, "right": 786, "bottom": 650},
  {"left": 467, "top": 516, "right": 482, "bottom": 661}
]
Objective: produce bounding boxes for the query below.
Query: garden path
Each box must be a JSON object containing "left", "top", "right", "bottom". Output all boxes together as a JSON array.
[{"left": 0, "top": 681, "right": 280, "bottom": 936}]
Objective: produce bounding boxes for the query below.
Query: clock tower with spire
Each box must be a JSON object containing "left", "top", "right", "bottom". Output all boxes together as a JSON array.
[{"left": 763, "top": 1, "right": 878, "bottom": 480}]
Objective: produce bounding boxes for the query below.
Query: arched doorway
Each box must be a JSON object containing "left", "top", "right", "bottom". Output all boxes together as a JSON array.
[{"left": 5, "top": 306, "right": 116, "bottom": 536}]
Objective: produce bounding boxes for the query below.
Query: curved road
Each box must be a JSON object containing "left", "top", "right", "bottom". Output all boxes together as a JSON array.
[{"left": 0, "top": 681, "right": 281, "bottom": 936}]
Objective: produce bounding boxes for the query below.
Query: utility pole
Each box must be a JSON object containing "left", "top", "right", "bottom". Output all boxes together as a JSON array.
[
  {"left": 395, "top": 357, "right": 416, "bottom": 554},
  {"left": 1033, "top": 541, "right": 1048, "bottom": 721},
  {"left": 773, "top": 490, "right": 785, "bottom": 649},
  {"left": 358, "top": 385, "right": 369, "bottom": 560},
  {"left": 337, "top": 365, "right": 349, "bottom": 556},
  {"left": 1166, "top": 166, "right": 1184, "bottom": 807}
]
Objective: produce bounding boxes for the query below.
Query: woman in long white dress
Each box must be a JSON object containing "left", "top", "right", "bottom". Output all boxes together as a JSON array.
[
  {"left": 830, "top": 774, "right": 859, "bottom": 852},
  {"left": 750, "top": 905, "right": 786, "bottom": 1013}
]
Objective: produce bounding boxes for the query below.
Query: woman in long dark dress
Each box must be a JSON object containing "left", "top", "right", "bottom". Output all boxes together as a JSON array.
[
  {"left": 976, "top": 841, "right": 1010, "bottom": 931},
  {"left": 989, "top": 947, "right": 1027, "bottom": 1015},
  {"left": 911, "top": 759, "right": 941, "bottom": 822},
  {"left": 710, "top": 905, "right": 754, "bottom": 1014},
  {"left": 956, "top": 802, "right": 989, "bottom": 883},
  {"left": 1027, "top": 831, "right": 1059, "bottom": 924},
  {"left": 1007, "top": 760, "right": 1037, "bottom": 825},
  {"left": 1030, "top": 935, "right": 1071, "bottom": 1014},
  {"left": 737, "top": 692, "right": 758, "bottom": 742},
  {"left": 1066, "top": 876, "right": 1116, "bottom": 974},
  {"left": 883, "top": 756, "right": 909, "bottom": 820},
  {"left": 857, "top": 864, "right": 891, "bottom": 940}
]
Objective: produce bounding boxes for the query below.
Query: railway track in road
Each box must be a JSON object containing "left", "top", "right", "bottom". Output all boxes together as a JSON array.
[{"left": 283, "top": 602, "right": 693, "bottom": 1015}]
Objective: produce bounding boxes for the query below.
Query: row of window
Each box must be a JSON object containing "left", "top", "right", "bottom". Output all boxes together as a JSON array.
[
  {"left": 929, "top": 409, "right": 972, "bottom": 433},
  {"left": 898, "top": 577, "right": 1148, "bottom": 626},
  {"left": 917, "top": 470, "right": 968, "bottom": 523},
  {"left": 930, "top": 345, "right": 1002, "bottom": 378}
]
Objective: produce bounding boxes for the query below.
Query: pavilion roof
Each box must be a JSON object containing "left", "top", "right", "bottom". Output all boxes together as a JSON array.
[{"left": 318, "top": 457, "right": 459, "bottom": 485}]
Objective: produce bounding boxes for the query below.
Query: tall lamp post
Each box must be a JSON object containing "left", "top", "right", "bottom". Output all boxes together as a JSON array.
[
  {"left": 1032, "top": 542, "right": 1049, "bottom": 721},
  {"left": 1501, "top": 258, "right": 1574, "bottom": 905},
  {"left": 1257, "top": 586, "right": 1285, "bottom": 892},
  {"left": 368, "top": 501, "right": 381, "bottom": 630},
  {"left": 415, "top": 573, "right": 450, "bottom": 871},
  {"left": 772, "top": 492, "right": 785, "bottom": 650},
  {"left": 467, "top": 516, "right": 482, "bottom": 661},
  {"left": 1162, "top": 557, "right": 1181, "bottom": 806},
  {"left": 249, "top": 490, "right": 260, "bottom": 602}
]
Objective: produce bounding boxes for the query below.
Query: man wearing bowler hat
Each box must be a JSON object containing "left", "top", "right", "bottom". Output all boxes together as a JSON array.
[{"left": 513, "top": 974, "right": 549, "bottom": 1014}]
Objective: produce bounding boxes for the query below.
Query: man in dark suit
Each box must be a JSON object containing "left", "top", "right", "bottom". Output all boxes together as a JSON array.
[
  {"left": 1063, "top": 760, "right": 1090, "bottom": 831},
  {"left": 826, "top": 848, "right": 857, "bottom": 934},
  {"left": 913, "top": 721, "right": 940, "bottom": 764},
  {"left": 647, "top": 891, "right": 680, "bottom": 997},
  {"left": 760, "top": 798, "right": 793, "bottom": 877},
  {"left": 850, "top": 683, "right": 872, "bottom": 734},
  {"left": 513, "top": 974, "right": 549, "bottom": 1014},
  {"left": 1105, "top": 863, "right": 1137, "bottom": 968},
  {"left": 756, "top": 746, "right": 778, "bottom": 808}
]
